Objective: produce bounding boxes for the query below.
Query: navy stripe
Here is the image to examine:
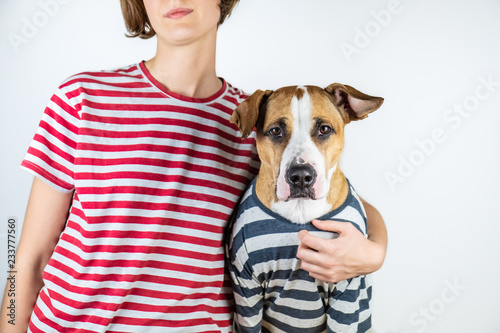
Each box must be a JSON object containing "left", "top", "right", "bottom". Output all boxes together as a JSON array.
[
  {"left": 257, "top": 268, "right": 315, "bottom": 285},
  {"left": 235, "top": 300, "right": 264, "bottom": 318},
  {"left": 250, "top": 245, "right": 298, "bottom": 264},
  {"left": 237, "top": 322, "right": 261, "bottom": 333},
  {"left": 269, "top": 303, "right": 325, "bottom": 319},
  {"left": 357, "top": 314, "right": 372, "bottom": 332},
  {"left": 231, "top": 282, "right": 262, "bottom": 299}
]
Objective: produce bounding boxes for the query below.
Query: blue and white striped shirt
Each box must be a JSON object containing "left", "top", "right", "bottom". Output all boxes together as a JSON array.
[{"left": 227, "top": 177, "right": 372, "bottom": 332}]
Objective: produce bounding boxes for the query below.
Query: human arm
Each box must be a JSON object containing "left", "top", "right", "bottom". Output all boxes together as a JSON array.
[
  {"left": 0, "top": 177, "right": 72, "bottom": 332},
  {"left": 296, "top": 198, "right": 387, "bottom": 283}
]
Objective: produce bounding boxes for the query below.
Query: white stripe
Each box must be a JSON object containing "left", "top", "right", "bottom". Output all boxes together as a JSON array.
[
  {"left": 245, "top": 232, "right": 298, "bottom": 253},
  {"left": 266, "top": 307, "right": 325, "bottom": 329}
]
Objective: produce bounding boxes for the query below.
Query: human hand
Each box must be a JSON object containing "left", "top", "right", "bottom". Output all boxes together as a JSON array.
[{"left": 296, "top": 219, "right": 386, "bottom": 283}]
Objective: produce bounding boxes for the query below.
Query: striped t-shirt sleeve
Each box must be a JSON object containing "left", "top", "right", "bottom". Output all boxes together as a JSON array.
[
  {"left": 21, "top": 85, "right": 80, "bottom": 193},
  {"left": 228, "top": 226, "right": 264, "bottom": 332}
]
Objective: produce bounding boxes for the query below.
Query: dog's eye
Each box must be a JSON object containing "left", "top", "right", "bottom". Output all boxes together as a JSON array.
[
  {"left": 269, "top": 127, "right": 282, "bottom": 137},
  {"left": 319, "top": 125, "right": 333, "bottom": 136}
]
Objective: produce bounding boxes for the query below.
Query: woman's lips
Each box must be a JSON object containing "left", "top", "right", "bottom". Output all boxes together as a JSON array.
[{"left": 166, "top": 7, "right": 193, "bottom": 19}]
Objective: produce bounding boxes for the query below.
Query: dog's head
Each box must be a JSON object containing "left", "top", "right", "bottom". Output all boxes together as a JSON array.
[{"left": 231, "top": 84, "right": 383, "bottom": 222}]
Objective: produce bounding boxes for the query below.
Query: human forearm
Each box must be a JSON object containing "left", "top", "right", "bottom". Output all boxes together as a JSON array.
[
  {"left": 0, "top": 257, "right": 45, "bottom": 332},
  {"left": 0, "top": 222, "right": 52, "bottom": 332},
  {"left": 361, "top": 198, "right": 387, "bottom": 273},
  {"left": 0, "top": 178, "right": 72, "bottom": 331}
]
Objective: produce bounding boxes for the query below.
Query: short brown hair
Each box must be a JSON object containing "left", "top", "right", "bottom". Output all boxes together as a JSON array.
[{"left": 120, "top": 0, "right": 240, "bottom": 39}]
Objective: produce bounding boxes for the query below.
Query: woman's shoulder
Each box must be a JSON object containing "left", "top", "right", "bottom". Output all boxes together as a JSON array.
[
  {"left": 58, "top": 63, "right": 144, "bottom": 90},
  {"left": 222, "top": 80, "right": 250, "bottom": 105}
]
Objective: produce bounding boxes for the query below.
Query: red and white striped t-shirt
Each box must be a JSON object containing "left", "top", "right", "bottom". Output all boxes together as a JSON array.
[{"left": 21, "top": 62, "right": 259, "bottom": 333}]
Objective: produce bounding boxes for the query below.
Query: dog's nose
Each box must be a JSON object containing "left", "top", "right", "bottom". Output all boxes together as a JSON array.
[{"left": 286, "top": 164, "right": 316, "bottom": 190}]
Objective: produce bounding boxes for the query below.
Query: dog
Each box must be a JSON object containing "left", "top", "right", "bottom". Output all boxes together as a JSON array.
[{"left": 227, "top": 83, "right": 383, "bottom": 332}]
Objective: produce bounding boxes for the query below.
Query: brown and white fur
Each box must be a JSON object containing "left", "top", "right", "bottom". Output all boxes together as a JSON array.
[{"left": 231, "top": 83, "right": 383, "bottom": 223}]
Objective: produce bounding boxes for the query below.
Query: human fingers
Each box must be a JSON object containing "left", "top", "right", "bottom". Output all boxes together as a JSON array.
[
  {"left": 311, "top": 219, "right": 354, "bottom": 235},
  {"left": 297, "top": 231, "right": 339, "bottom": 272},
  {"left": 297, "top": 230, "right": 331, "bottom": 256}
]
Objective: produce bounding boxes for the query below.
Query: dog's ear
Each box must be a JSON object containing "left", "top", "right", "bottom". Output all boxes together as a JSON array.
[
  {"left": 231, "top": 89, "right": 273, "bottom": 140},
  {"left": 325, "top": 83, "right": 383, "bottom": 123}
]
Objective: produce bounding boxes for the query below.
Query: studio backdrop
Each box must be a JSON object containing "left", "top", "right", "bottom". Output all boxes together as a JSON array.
[{"left": 1, "top": 1, "right": 499, "bottom": 332}]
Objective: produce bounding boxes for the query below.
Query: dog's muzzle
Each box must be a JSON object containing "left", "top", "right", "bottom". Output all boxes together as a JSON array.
[{"left": 285, "top": 163, "right": 316, "bottom": 199}]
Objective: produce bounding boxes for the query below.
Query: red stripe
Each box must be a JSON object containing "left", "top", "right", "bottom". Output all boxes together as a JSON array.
[
  {"left": 207, "top": 101, "right": 236, "bottom": 116},
  {"left": 24, "top": 145, "right": 73, "bottom": 180},
  {"left": 60, "top": 233, "right": 223, "bottom": 261},
  {"left": 40, "top": 289, "right": 112, "bottom": 327},
  {"left": 76, "top": 170, "right": 243, "bottom": 193},
  {"left": 226, "top": 87, "right": 248, "bottom": 99},
  {"left": 69, "top": 206, "right": 228, "bottom": 234},
  {"left": 35, "top": 288, "right": 232, "bottom": 330},
  {"left": 33, "top": 291, "right": 99, "bottom": 333},
  {"left": 73, "top": 69, "right": 142, "bottom": 78},
  {"left": 61, "top": 77, "right": 151, "bottom": 90},
  {"left": 36, "top": 120, "right": 77, "bottom": 158},
  {"left": 75, "top": 157, "right": 251, "bottom": 185},
  {"left": 44, "top": 270, "right": 228, "bottom": 302},
  {"left": 222, "top": 95, "right": 240, "bottom": 107},
  {"left": 80, "top": 110, "right": 256, "bottom": 148},
  {"left": 65, "top": 220, "right": 223, "bottom": 248},
  {"left": 82, "top": 100, "right": 233, "bottom": 126},
  {"left": 75, "top": 138, "right": 255, "bottom": 163},
  {"left": 108, "top": 315, "right": 231, "bottom": 329},
  {"left": 47, "top": 258, "right": 224, "bottom": 289},
  {"left": 114, "top": 65, "right": 139, "bottom": 73},
  {"left": 47, "top": 95, "right": 80, "bottom": 130},
  {"left": 78, "top": 186, "right": 235, "bottom": 209},
  {"left": 69, "top": 206, "right": 227, "bottom": 234},
  {"left": 67, "top": 87, "right": 165, "bottom": 99},
  {"left": 21, "top": 160, "right": 73, "bottom": 191},
  {"left": 27, "top": 133, "right": 74, "bottom": 166},
  {"left": 79, "top": 126, "right": 247, "bottom": 157},
  {"left": 75, "top": 143, "right": 253, "bottom": 172},
  {"left": 80, "top": 200, "right": 228, "bottom": 220},
  {"left": 55, "top": 246, "right": 224, "bottom": 275}
]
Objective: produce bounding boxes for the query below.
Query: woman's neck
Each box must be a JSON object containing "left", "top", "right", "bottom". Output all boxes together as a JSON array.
[{"left": 145, "top": 32, "right": 222, "bottom": 99}]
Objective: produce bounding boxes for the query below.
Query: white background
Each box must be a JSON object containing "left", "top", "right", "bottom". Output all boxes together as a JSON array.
[{"left": 1, "top": 0, "right": 499, "bottom": 332}]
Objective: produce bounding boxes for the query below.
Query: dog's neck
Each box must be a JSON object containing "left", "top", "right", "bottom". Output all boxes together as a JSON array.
[
  {"left": 255, "top": 168, "right": 349, "bottom": 224},
  {"left": 327, "top": 168, "right": 350, "bottom": 212}
]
